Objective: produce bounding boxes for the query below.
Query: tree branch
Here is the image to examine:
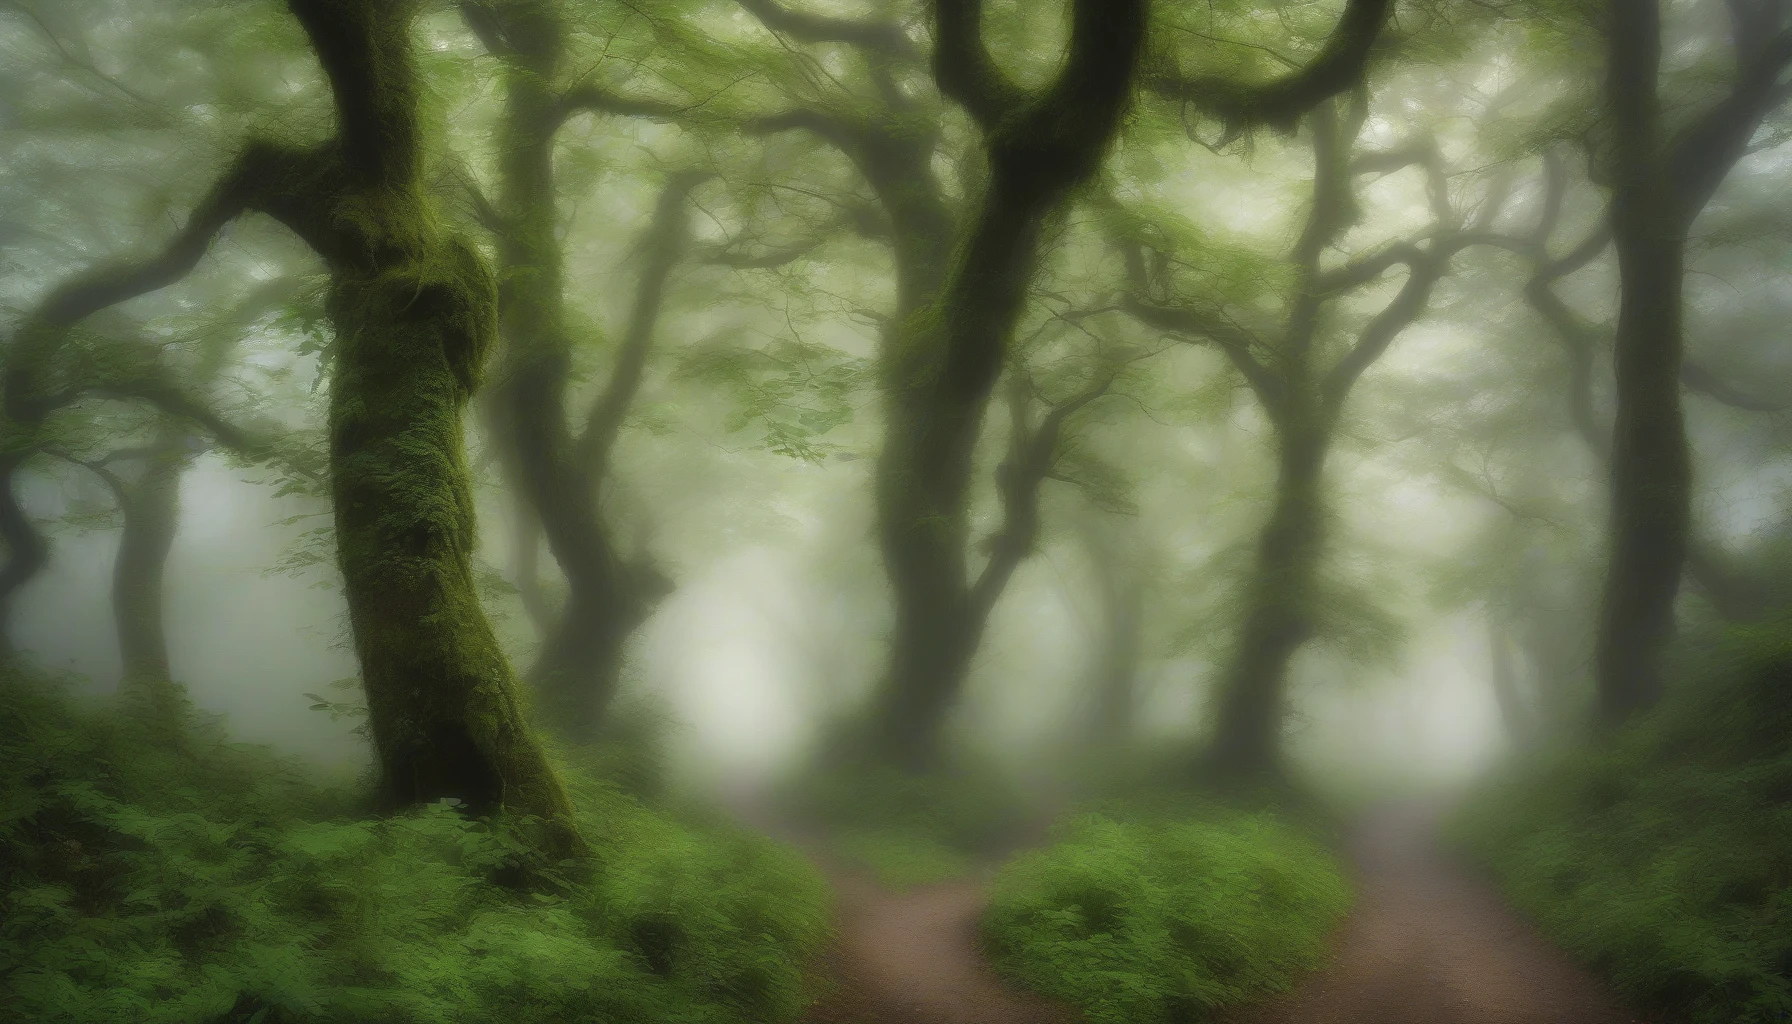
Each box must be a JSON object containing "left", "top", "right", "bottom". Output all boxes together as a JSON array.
[
  {"left": 968, "top": 366, "right": 1118, "bottom": 622},
  {"left": 735, "top": 0, "right": 920, "bottom": 62},
  {"left": 574, "top": 171, "right": 708, "bottom": 474},
  {"left": 1148, "top": 0, "right": 1393, "bottom": 136},
  {"left": 1667, "top": 17, "right": 1792, "bottom": 225},
  {"left": 1120, "top": 293, "right": 1278, "bottom": 402},
  {"left": 1680, "top": 359, "right": 1785, "bottom": 410}
]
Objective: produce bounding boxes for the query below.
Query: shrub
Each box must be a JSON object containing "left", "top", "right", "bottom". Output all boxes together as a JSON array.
[
  {"left": 1454, "top": 620, "right": 1792, "bottom": 1024},
  {"left": 0, "top": 669, "right": 830, "bottom": 1024},
  {"left": 983, "top": 808, "right": 1350, "bottom": 1024}
]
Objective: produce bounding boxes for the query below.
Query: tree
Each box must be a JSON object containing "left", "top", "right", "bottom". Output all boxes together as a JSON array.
[
  {"left": 1121, "top": 89, "right": 1508, "bottom": 779},
  {"left": 458, "top": 0, "right": 700, "bottom": 742},
  {"left": 4, "top": 0, "right": 579, "bottom": 851},
  {"left": 730, "top": 0, "right": 1147, "bottom": 769},
  {"left": 1593, "top": 0, "right": 1792, "bottom": 723}
]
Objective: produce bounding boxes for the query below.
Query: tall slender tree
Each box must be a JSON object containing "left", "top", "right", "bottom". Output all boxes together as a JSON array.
[
  {"left": 1594, "top": 0, "right": 1792, "bottom": 723},
  {"left": 459, "top": 0, "right": 697, "bottom": 741}
]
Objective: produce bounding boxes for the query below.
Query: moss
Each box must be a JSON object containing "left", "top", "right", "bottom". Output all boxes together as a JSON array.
[{"left": 0, "top": 670, "right": 832, "bottom": 1024}]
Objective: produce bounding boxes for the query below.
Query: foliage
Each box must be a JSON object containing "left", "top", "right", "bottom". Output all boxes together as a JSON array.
[
  {"left": 983, "top": 806, "right": 1351, "bottom": 1024},
  {"left": 0, "top": 669, "right": 831, "bottom": 1024},
  {"left": 1454, "top": 620, "right": 1792, "bottom": 1024}
]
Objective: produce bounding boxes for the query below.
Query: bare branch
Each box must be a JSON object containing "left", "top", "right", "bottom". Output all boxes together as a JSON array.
[{"left": 1680, "top": 359, "right": 1785, "bottom": 411}]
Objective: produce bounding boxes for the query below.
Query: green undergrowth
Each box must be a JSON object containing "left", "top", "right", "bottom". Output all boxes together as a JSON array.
[
  {"left": 983, "top": 802, "right": 1351, "bottom": 1024},
  {"left": 0, "top": 668, "right": 830, "bottom": 1024},
  {"left": 1454, "top": 619, "right": 1792, "bottom": 1024}
]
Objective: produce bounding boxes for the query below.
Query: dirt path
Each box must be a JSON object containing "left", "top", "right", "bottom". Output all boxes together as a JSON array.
[
  {"left": 1227, "top": 802, "right": 1648, "bottom": 1024},
  {"left": 783, "top": 799, "right": 1646, "bottom": 1024},
  {"left": 801, "top": 869, "right": 1073, "bottom": 1024}
]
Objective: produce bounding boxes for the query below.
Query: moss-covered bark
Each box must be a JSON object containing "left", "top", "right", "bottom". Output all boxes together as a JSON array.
[
  {"left": 5, "top": 0, "right": 582, "bottom": 850},
  {"left": 274, "top": 0, "right": 578, "bottom": 847}
]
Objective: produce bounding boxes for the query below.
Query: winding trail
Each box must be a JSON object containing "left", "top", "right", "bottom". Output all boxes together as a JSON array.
[
  {"left": 1223, "top": 802, "right": 1648, "bottom": 1024},
  {"left": 797, "top": 801, "right": 1651, "bottom": 1024}
]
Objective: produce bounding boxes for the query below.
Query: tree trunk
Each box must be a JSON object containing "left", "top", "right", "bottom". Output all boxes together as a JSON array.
[
  {"left": 287, "top": 0, "right": 578, "bottom": 849},
  {"left": 109, "top": 437, "right": 187, "bottom": 719},
  {"left": 1088, "top": 561, "right": 1144, "bottom": 748},
  {"left": 0, "top": 454, "right": 48, "bottom": 653},
  {"left": 1596, "top": 0, "right": 1689, "bottom": 726},
  {"left": 1205, "top": 409, "right": 1327, "bottom": 779},
  {"left": 869, "top": 190, "right": 1072, "bottom": 769},
  {"left": 1486, "top": 619, "right": 1533, "bottom": 746}
]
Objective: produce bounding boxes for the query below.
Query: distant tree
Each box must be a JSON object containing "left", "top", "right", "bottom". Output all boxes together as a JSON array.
[
  {"left": 1120, "top": 87, "right": 1511, "bottom": 779},
  {"left": 456, "top": 0, "right": 707, "bottom": 742},
  {"left": 1592, "top": 0, "right": 1792, "bottom": 723}
]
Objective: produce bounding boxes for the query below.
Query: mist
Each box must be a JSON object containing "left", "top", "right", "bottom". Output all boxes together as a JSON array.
[{"left": 4, "top": 1, "right": 1790, "bottom": 1023}]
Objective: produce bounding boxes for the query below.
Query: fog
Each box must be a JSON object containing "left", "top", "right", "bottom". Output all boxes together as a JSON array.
[{"left": 6, "top": 1, "right": 1791, "bottom": 1021}]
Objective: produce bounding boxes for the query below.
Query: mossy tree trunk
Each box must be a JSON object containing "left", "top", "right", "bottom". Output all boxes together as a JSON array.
[
  {"left": 741, "top": 0, "right": 1126, "bottom": 770},
  {"left": 1205, "top": 398, "right": 1329, "bottom": 776},
  {"left": 6, "top": 0, "right": 581, "bottom": 852},
  {"left": 462, "top": 0, "right": 688, "bottom": 741},
  {"left": 0, "top": 454, "right": 48, "bottom": 653}
]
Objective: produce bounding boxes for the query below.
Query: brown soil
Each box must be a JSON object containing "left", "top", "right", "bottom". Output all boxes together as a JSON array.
[
  {"left": 1224, "top": 801, "right": 1650, "bottom": 1024},
  {"left": 801, "top": 869, "right": 1074, "bottom": 1024},
  {"left": 796, "top": 800, "right": 1652, "bottom": 1024}
]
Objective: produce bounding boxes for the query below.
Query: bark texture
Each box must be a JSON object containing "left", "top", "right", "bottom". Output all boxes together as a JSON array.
[{"left": 5, "top": 0, "right": 581, "bottom": 852}]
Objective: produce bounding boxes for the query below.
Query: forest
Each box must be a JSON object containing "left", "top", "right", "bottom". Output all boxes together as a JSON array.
[{"left": 2, "top": 0, "right": 1790, "bottom": 1022}]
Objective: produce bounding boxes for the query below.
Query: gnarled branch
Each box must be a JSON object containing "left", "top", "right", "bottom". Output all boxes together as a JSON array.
[{"left": 1148, "top": 0, "right": 1392, "bottom": 136}]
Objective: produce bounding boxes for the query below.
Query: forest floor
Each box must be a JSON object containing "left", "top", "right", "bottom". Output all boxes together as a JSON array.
[
  {"left": 787, "top": 799, "right": 1650, "bottom": 1024},
  {"left": 1220, "top": 801, "right": 1648, "bottom": 1024}
]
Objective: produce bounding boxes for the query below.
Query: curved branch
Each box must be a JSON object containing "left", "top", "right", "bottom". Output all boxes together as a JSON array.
[
  {"left": 556, "top": 85, "right": 689, "bottom": 128},
  {"left": 1680, "top": 359, "right": 1785, "bottom": 411},
  {"left": 735, "top": 0, "right": 920, "bottom": 62},
  {"left": 968, "top": 367, "right": 1117, "bottom": 622},
  {"left": 1121, "top": 293, "right": 1278, "bottom": 402},
  {"left": 1149, "top": 0, "right": 1393, "bottom": 135},
  {"left": 931, "top": 0, "right": 1024, "bottom": 126}
]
